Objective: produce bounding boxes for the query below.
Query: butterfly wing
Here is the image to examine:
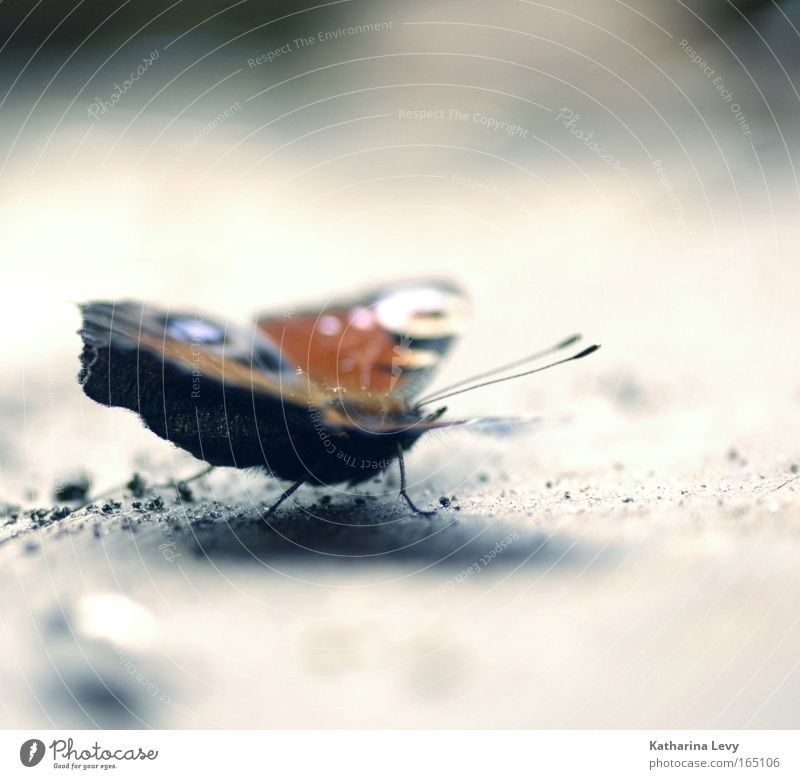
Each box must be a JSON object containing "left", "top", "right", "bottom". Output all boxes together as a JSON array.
[
  {"left": 449, "top": 415, "right": 544, "bottom": 435},
  {"left": 255, "top": 280, "right": 468, "bottom": 405},
  {"left": 77, "top": 287, "right": 470, "bottom": 481},
  {"left": 79, "top": 301, "right": 314, "bottom": 398},
  {"left": 78, "top": 301, "right": 327, "bottom": 472},
  {"left": 361, "top": 415, "right": 543, "bottom": 436}
]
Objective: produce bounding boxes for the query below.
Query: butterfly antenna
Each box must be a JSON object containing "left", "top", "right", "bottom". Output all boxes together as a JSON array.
[
  {"left": 417, "top": 344, "right": 600, "bottom": 406},
  {"left": 414, "top": 333, "right": 582, "bottom": 406}
]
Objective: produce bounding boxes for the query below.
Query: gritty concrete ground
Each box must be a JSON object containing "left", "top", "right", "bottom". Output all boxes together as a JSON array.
[{"left": 2, "top": 389, "right": 799, "bottom": 728}]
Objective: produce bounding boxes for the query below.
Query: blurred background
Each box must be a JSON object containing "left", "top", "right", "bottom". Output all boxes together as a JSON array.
[{"left": 1, "top": 0, "right": 799, "bottom": 729}]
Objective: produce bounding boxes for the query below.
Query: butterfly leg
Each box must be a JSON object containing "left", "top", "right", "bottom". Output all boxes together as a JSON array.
[
  {"left": 169, "top": 464, "right": 215, "bottom": 487},
  {"left": 395, "top": 444, "right": 436, "bottom": 518},
  {"left": 263, "top": 476, "right": 308, "bottom": 517}
]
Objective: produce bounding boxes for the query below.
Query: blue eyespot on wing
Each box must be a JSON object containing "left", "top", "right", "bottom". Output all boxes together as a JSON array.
[{"left": 78, "top": 300, "right": 303, "bottom": 397}]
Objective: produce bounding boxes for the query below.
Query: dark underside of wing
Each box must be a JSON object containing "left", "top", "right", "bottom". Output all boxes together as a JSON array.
[{"left": 78, "top": 301, "right": 314, "bottom": 475}]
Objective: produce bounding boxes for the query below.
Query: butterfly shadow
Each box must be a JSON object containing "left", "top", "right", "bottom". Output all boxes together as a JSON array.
[{"left": 170, "top": 496, "right": 604, "bottom": 574}]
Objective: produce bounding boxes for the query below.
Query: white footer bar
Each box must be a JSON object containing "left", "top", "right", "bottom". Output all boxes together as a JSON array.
[{"left": 1, "top": 730, "right": 797, "bottom": 778}]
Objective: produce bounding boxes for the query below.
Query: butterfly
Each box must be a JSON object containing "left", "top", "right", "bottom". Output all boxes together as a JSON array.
[{"left": 77, "top": 280, "right": 598, "bottom": 515}]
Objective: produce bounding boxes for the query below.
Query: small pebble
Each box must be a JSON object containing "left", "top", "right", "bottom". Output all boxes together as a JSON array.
[
  {"left": 31, "top": 509, "right": 51, "bottom": 526},
  {"left": 126, "top": 473, "right": 147, "bottom": 498},
  {"left": 439, "top": 496, "right": 451, "bottom": 508},
  {"left": 53, "top": 474, "right": 91, "bottom": 502}
]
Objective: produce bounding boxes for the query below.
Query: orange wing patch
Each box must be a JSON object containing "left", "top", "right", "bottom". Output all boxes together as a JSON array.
[
  {"left": 257, "top": 308, "right": 408, "bottom": 396},
  {"left": 257, "top": 281, "right": 468, "bottom": 404}
]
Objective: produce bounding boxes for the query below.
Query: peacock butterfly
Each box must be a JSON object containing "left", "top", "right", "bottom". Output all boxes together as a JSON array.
[{"left": 77, "top": 281, "right": 598, "bottom": 515}]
